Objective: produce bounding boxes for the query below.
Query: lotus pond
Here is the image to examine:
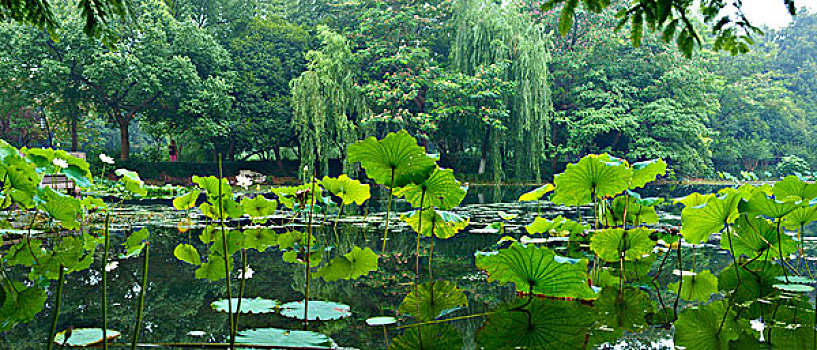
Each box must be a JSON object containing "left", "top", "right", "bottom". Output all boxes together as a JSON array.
[{"left": 4, "top": 132, "right": 817, "bottom": 350}]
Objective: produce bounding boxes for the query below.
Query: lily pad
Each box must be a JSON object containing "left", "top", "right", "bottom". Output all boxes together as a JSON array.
[
  {"left": 475, "top": 242, "right": 597, "bottom": 300},
  {"left": 399, "top": 280, "right": 468, "bottom": 321},
  {"left": 53, "top": 328, "right": 121, "bottom": 347},
  {"left": 775, "top": 276, "right": 817, "bottom": 284},
  {"left": 773, "top": 284, "right": 815, "bottom": 293},
  {"left": 211, "top": 298, "right": 280, "bottom": 314},
  {"left": 236, "top": 327, "right": 333, "bottom": 349},
  {"left": 280, "top": 300, "right": 351, "bottom": 321},
  {"left": 366, "top": 316, "right": 397, "bottom": 326}
]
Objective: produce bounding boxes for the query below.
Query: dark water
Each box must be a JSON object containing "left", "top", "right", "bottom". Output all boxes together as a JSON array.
[{"left": 2, "top": 183, "right": 813, "bottom": 349}]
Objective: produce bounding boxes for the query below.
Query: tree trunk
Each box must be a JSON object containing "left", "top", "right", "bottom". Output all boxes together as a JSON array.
[
  {"left": 71, "top": 116, "right": 78, "bottom": 151},
  {"left": 118, "top": 118, "right": 130, "bottom": 161}
]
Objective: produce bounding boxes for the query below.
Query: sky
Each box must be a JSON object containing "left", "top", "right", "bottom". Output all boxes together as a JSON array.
[{"left": 740, "top": 0, "right": 817, "bottom": 28}]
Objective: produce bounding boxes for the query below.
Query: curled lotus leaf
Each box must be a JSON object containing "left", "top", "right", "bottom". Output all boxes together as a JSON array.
[
  {"left": 394, "top": 166, "right": 465, "bottom": 210},
  {"left": 589, "top": 228, "right": 655, "bottom": 262},
  {"left": 401, "top": 209, "right": 469, "bottom": 239},
  {"left": 115, "top": 169, "right": 147, "bottom": 196},
  {"left": 674, "top": 192, "right": 715, "bottom": 208},
  {"left": 525, "top": 215, "right": 589, "bottom": 236},
  {"left": 320, "top": 174, "right": 370, "bottom": 205},
  {"left": 668, "top": 269, "right": 718, "bottom": 302},
  {"left": 718, "top": 261, "right": 781, "bottom": 303},
  {"left": 605, "top": 194, "right": 661, "bottom": 226},
  {"left": 475, "top": 242, "right": 597, "bottom": 300},
  {"left": 174, "top": 244, "right": 201, "bottom": 265},
  {"left": 519, "top": 184, "right": 555, "bottom": 201},
  {"left": 399, "top": 280, "right": 468, "bottom": 321},
  {"left": 680, "top": 193, "right": 741, "bottom": 245},
  {"left": 53, "top": 328, "right": 120, "bottom": 347},
  {"left": 173, "top": 189, "right": 200, "bottom": 210},
  {"left": 280, "top": 300, "right": 351, "bottom": 321},
  {"left": 629, "top": 158, "right": 667, "bottom": 189},
  {"left": 347, "top": 130, "right": 436, "bottom": 188},
  {"left": 553, "top": 154, "right": 633, "bottom": 205}
]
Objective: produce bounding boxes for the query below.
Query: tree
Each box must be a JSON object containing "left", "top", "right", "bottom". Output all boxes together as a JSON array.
[{"left": 1, "top": 0, "right": 129, "bottom": 40}]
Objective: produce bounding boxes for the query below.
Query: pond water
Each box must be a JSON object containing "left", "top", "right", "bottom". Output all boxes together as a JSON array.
[{"left": 2, "top": 183, "right": 816, "bottom": 349}]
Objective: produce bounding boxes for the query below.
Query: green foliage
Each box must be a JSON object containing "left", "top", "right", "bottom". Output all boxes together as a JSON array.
[
  {"left": 240, "top": 195, "right": 278, "bottom": 221},
  {"left": 680, "top": 193, "right": 740, "bottom": 245},
  {"left": 673, "top": 301, "right": 740, "bottom": 350},
  {"left": 475, "top": 243, "right": 597, "bottom": 299},
  {"left": 590, "top": 228, "right": 655, "bottom": 262},
  {"left": 314, "top": 246, "right": 378, "bottom": 282},
  {"left": 525, "top": 215, "right": 589, "bottom": 236},
  {"left": 174, "top": 244, "right": 202, "bottom": 265},
  {"left": 389, "top": 324, "right": 463, "bottom": 350},
  {"left": 553, "top": 154, "right": 633, "bottom": 205},
  {"left": 401, "top": 210, "right": 470, "bottom": 239},
  {"left": 668, "top": 270, "right": 719, "bottom": 302},
  {"left": 394, "top": 167, "right": 466, "bottom": 210},
  {"left": 519, "top": 184, "right": 555, "bottom": 202},
  {"left": 320, "top": 175, "right": 370, "bottom": 206},
  {"left": 347, "top": 130, "right": 436, "bottom": 188},
  {"left": 399, "top": 280, "right": 468, "bottom": 322},
  {"left": 115, "top": 169, "right": 147, "bottom": 196}
]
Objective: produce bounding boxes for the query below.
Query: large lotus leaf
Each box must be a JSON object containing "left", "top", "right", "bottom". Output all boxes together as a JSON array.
[
  {"left": 115, "top": 169, "right": 147, "bottom": 196},
  {"left": 610, "top": 255, "right": 657, "bottom": 283},
  {"left": 195, "top": 256, "right": 230, "bottom": 281},
  {"left": 192, "top": 176, "right": 232, "bottom": 199},
  {"left": 680, "top": 193, "right": 741, "bottom": 245},
  {"left": 590, "top": 228, "right": 655, "bottom": 262},
  {"left": 401, "top": 210, "right": 469, "bottom": 239},
  {"left": 605, "top": 193, "right": 661, "bottom": 226},
  {"left": 209, "top": 229, "right": 243, "bottom": 257},
  {"left": 270, "top": 184, "right": 322, "bottom": 209},
  {"left": 25, "top": 149, "right": 92, "bottom": 188},
  {"left": 721, "top": 215, "right": 796, "bottom": 259},
  {"left": 673, "top": 301, "right": 740, "bottom": 350},
  {"left": 394, "top": 167, "right": 465, "bottom": 210},
  {"left": 553, "top": 154, "right": 633, "bottom": 204},
  {"left": 241, "top": 195, "right": 277, "bottom": 220},
  {"left": 519, "top": 184, "right": 555, "bottom": 201},
  {"left": 399, "top": 280, "right": 467, "bottom": 321},
  {"left": 280, "top": 300, "right": 351, "bottom": 321},
  {"left": 766, "top": 325, "right": 815, "bottom": 350},
  {"left": 389, "top": 324, "right": 463, "bottom": 350},
  {"left": 784, "top": 204, "right": 817, "bottom": 230},
  {"left": 1, "top": 155, "right": 39, "bottom": 208},
  {"left": 6, "top": 240, "right": 45, "bottom": 267},
  {"left": 174, "top": 244, "right": 201, "bottom": 265},
  {"left": 739, "top": 192, "right": 803, "bottom": 219},
  {"left": 718, "top": 261, "right": 782, "bottom": 304},
  {"left": 53, "top": 328, "right": 121, "bottom": 347},
  {"left": 674, "top": 192, "right": 716, "bottom": 208},
  {"left": 773, "top": 175, "right": 817, "bottom": 201},
  {"left": 173, "top": 189, "right": 200, "bottom": 210},
  {"left": 668, "top": 269, "right": 718, "bottom": 302},
  {"left": 347, "top": 130, "right": 436, "bottom": 188},
  {"left": 211, "top": 298, "right": 280, "bottom": 314},
  {"left": 475, "top": 243, "right": 597, "bottom": 299},
  {"left": 36, "top": 187, "right": 81, "bottom": 229},
  {"left": 475, "top": 298, "right": 595, "bottom": 350},
  {"left": 314, "top": 246, "right": 378, "bottom": 282},
  {"left": 236, "top": 328, "right": 333, "bottom": 349},
  {"left": 122, "top": 228, "right": 149, "bottom": 257},
  {"left": 525, "top": 215, "right": 589, "bottom": 236},
  {"left": 0, "top": 282, "right": 46, "bottom": 330},
  {"left": 320, "top": 174, "right": 370, "bottom": 205},
  {"left": 594, "top": 287, "right": 652, "bottom": 333},
  {"left": 242, "top": 228, "right": 278, "bottom": 252},
  {"left": 199, "top": 197, "right": 244, "bottom": 220},
  {"left": 629, "top": 158, "right": 667, "bottom": 188}
]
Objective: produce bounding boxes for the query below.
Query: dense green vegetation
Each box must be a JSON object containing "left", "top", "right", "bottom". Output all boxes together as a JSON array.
[{"left": 3, "top": 0, "right": 817, "bottom": 181}]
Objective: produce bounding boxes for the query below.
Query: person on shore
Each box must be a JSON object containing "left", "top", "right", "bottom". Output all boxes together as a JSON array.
[{"left": 169, "top": 139, "right": 177, "bottom": 162}]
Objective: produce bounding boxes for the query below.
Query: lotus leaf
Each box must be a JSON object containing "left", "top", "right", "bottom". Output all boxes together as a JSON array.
[
  {"left": 195, "top": 257, "right": 229, "bottom": 281},
  {"left": 235, "top": 328, "right": 333, "bottom": 349},
  {"left": 199, "top": 198, "right": 243, "bottom": 220},
  {"left": 320, "top": 174, "right": 371, "bottom": 205},
  {"left": 25, "top": 148, "right": 92, "bottom": 187},
  {"left": 629, "top": 158, "right": 667, "bottom": 188},
  {"left": 593, "top": 287, "right": 652, "bottom": 333},
  {"left": 122, "top": 227, "right": 149, "bottom": 257},
  {"left": 776, "top": 276, "right": 816, "bottom": 284},
  {"left": 611, "top": 255, "right": 657, "bottom": 283},
  {"left": 174, "top": 244, "right": 201, "bottom": 265},
  {"left": 347, "top": 130, "right": 436, "bottom": 188},
  {"left": 173, "top": 189, "right": 200, "bottom": 210},
  {"left": 212, "top": 298, "right": 279, "bottom": 313},
  {"left": 673, "top": 301, "right": 739, "bottom": 350},
  {"left": 773, "top": 175, "right": 817, "bottom": 201},
  {"left": 389, "top": 324, "right": 463, "bottom": 350},
  {"left": 475, "top": 243, "right": 597, "bottom": 299},
  {"left": 680, "top": 193, "right": 741, "bottom": 245},
  {"left": 475, "top": 298, "right": 595, "bottom": 350},
  {"left": 52, "top": 328, "right": 120, "bottom": 347},
  {"left": 773, "top": 284, "right": 815, "bottom": 293},
  {"left": 366, "top": 316, "right": 397, "bottom": 326},
  {"left": 519, "top": 184, "right": 555, "bottom": 201},
  {"left": 783, "top": 204, "right": 817, "bottom": 230},
  {"left": 721, "top": 215, "right": 796, "bottom": 259},
  {"left": 401, "top": 210, "right": 469, "bottom": 239},
  {"left": 765, "top": 325, "right": 816, "bottom": 350},
  {"left": 739, "top": 192, "right": 803, "bottom": 219},
  {"left": 553, "top": 154, "right": 633, "bottom": 205},
  {"left": 36, "top": 187, "right": 81, "bottom": 229},
  {"left": 718, "top": 261, "right": 782, "bottom": 304},
  {"left": 0, "top": 282, "right": 46, "bottom": 330},
  {"left": 1, "top": 155, "right": 39, "bottom": 208},
  {"left": 399, "top": 280, "right": 467, "bottom": 321},
  {"left": 668, "top": 269, "right": 718, "bottom": 302},
  {"left": 280, "top": 300, "right": 351, "bottom": 321},
  {"left": 115, "top": 169, "right": 147, "bottom": 196},
  {"left": 314, "top": 246, "right": 378, "bottom": 282},
  {"left": 192, "top": 176, "right": 232, "bottom": 199},
  {"left": 525, "top": 215, "right": 589, "bottom": 236},
  {"left": 394, "top": 167, "right": 465, "bottom": 210},
  {"left": 674, "top": 192, "right": 715, "bottom": 208},
  {"left": 242, "top": 228, "right": 278, "bottom": 252},
  {"left": 590, "top": 228, "right": 655, "bottom": 262},
  {"left": 241, "top": 195, "right": 277, "bottom": 220}
]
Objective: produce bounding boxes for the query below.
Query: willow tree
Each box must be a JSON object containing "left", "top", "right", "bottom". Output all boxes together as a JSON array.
[
  {"left": 451, "top": 0, "right": 554, "bottom": 182},
  {"left": 291, "top": 25, "right": 365, "bottom": 178}
]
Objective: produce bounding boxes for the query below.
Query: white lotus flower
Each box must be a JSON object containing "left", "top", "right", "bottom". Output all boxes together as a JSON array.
[
  {"left": 235, "top": 174, "right": 253, "bottom": 189},
  {"left": 52, "top": 158, "right": 68, "bottom": 169},
  {"left": 99, "top": 153, "right": 115, "bottom": 164},
  {"left": 105, "top": 261, "right": 119, "bottom": 271},
  {"left": 238, "top": 266, "right": 254, "bottom": 279}
]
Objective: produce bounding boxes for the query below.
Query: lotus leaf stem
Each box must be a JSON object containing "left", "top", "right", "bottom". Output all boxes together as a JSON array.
[
  {"left": 103, "top": 212, "right": 110, "bottom": 350},
  {"left": 776, "top": 219, "right": 789, "bottom": 282},
  {"left": 671, "top": 241, "right": 682, "bottom": 320},
  {"left": 382, "top": 169, "right": 395, "bottom": 252},
  {"left": 333, "top": 203, "right": 344, "bottom": 246},
  {"left": 46, "top": 264, "right": 64, "bottom": 350},
  {"left": 217, "top": 156, "right": 235, "bottom": 350},
  {"left": 234, "top": 249, "right": 247, "bottom": 336},
  {"left": 304, "top": 174, "right": 317, "bottom": 329},
  {"left": 131, "top": 242, "right": 149, "bottom": 350},
  {"left": 414, "top": 190, "right": 426, "bottom": 319},
  {"left": 392, "top": 311, "right": 494, "bottom": 330}
]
